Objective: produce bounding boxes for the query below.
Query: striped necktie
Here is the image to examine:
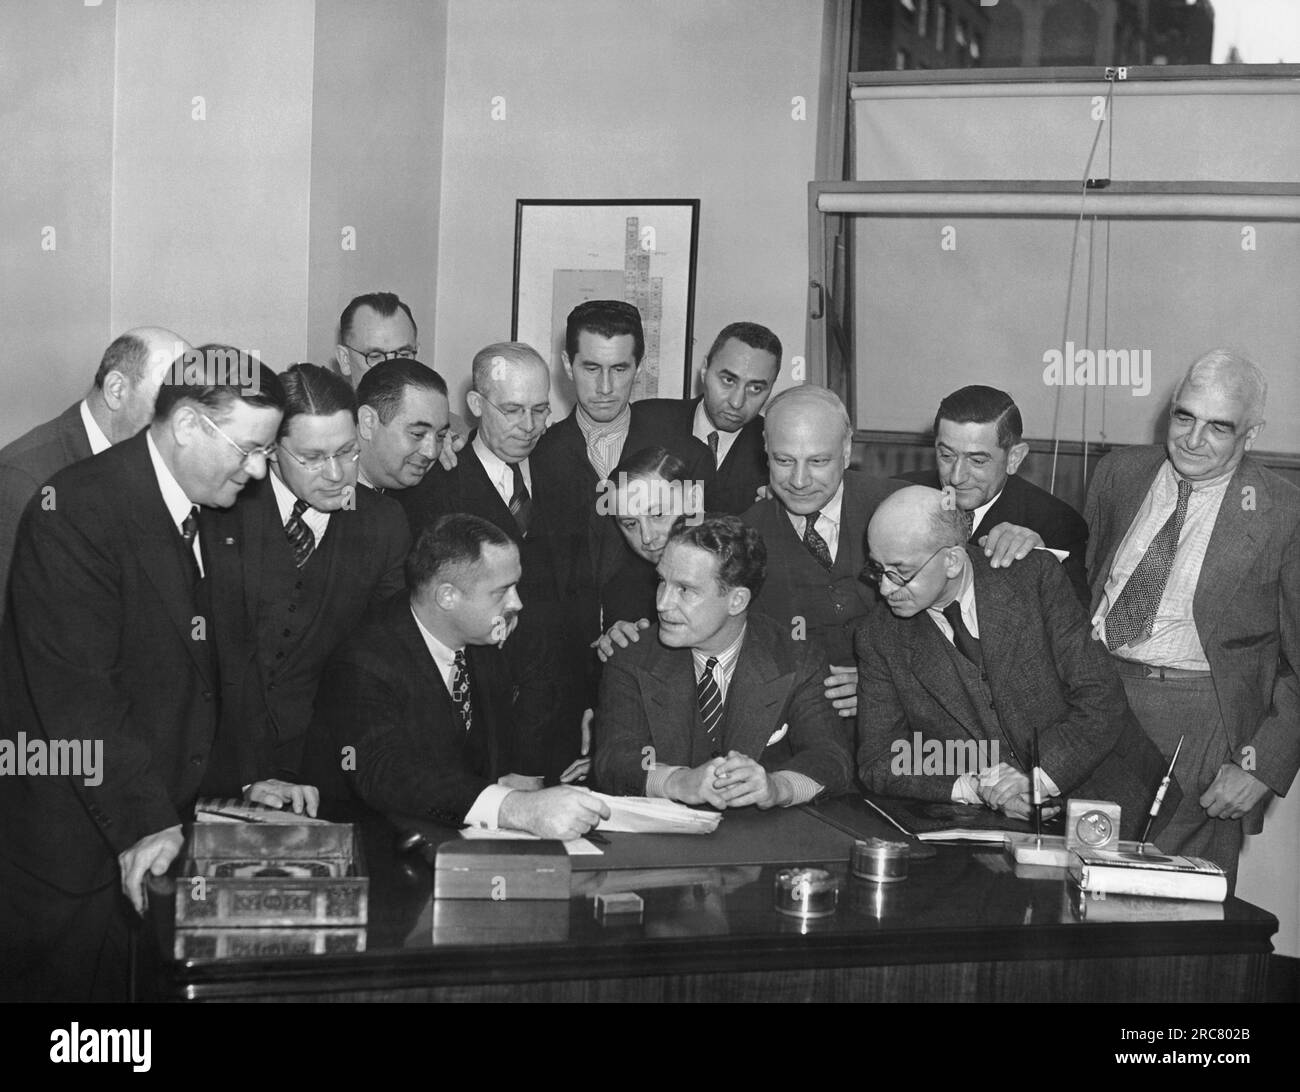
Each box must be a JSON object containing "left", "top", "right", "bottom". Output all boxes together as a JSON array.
[
  {"left": 802, "top": 510, "right": 833, "bottom": 570},
  {"left": 1105, "top": 478, "right": 1193, "bottom": 651},
  {"left": 696, "top": 656, "right": 723, "bottom": 750},
  {"left": 509, "top": 461, "right": 532, "bottom": 536},
  {"left": 285, "top": 498, "right": 315, "bottom": 568},
  {"left": 179, "top": 505, "right": 200, "bottom": 584}
]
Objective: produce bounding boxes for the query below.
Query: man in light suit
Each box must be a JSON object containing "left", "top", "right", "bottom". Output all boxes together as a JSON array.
[
  {"left": 632, "top": 321, "right": 780, "bottom": 514},
  {"left": 856, "top": 486, "right": 1174, "bottom": 839},
  {"left": 1086, "top": 350, "right": 1299, "bottom": 878},
  {"left": 899, "top": 385, "right": 1090, "bottom": 602},
  {"left": 0, "top": 346, "right": 308, "bottom": 1001},
  {"left": 595, "top": 514, "right": 851, "bottom": 807},
  {"left": 0, "top": 326, "right": 190, "bottom": 616},
  {"left": 208, "top": 364, "right": 410, "bottom": 782},
  {"left": 307, "top": 513, "right": 609, "bottom": 838}
]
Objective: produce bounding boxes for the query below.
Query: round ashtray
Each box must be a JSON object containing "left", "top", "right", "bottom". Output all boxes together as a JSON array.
[
  {"left": 774, "top": 867, "right": 839, "bottom": 919},
  {"left": 851, "top": 837, "right": 911, "bottom": 883}
]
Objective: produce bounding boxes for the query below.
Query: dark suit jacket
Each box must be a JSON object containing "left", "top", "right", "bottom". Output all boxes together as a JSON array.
[
  {"left": 0, "top": 402, "right": 93, "bottom": 622},
  {"left": 632, "top": 396, "right": 767, "bottom": 515},
  {"left": 901, "top": 468, "right": 1090, "bottom": 602},
  {"left": 0, "top": 433, "right": 255, "bottom": 894},
  {"left": 1085, "top": 446, "right": 1300, "bottom": 824},
  {"left": 741, "top": 470, "right": 902, "bottom": 664},
  {"left": 207, "top": 476, "right": 410, "bottom": 778},
  {"left": 304, "top": 594, "right": 547, "bottom": 825},
  {"left": 855, "top": 549, "right": 1177, "bottom": 841},
  {"left": 594, "top": 612, "right": 852, "bottom": 798}
]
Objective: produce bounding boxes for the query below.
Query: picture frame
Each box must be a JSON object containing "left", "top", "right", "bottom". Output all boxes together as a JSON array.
[{"left": 511, "top": 198, "right": 701, "bottom": 400}]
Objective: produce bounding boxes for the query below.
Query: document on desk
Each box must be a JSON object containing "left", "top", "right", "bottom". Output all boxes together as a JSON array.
[
  {"left": 862, "top": 793, "right": 1060, "bottom": 843},
  {"left": 590, "top": 794, "right": 723, "bottom": 835}
]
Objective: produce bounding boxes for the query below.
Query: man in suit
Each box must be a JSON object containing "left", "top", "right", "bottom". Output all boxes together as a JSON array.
[
  {"left": 208, "top": 363, "right": 410, "bottom": 781},
  {"left": 355, "top": 357, "right": 451, "bottom": 493},
  {"left": 633, "top": 321, "right": 780, "bottom": 514},
  {"left": 595, "top": 513, "right": 851, "bottom": 806},
  {"left": 900, "top": 385, "right": 1090, "bottom": 602},
  {"left": 0, "top": 326, "right": 191, "bottom": 615},
  {"left": 856, "top": 486, "right": 1175, "bottom": 840},
  {"left": 1086, "top": 350, "right": 1299, "bottom": 878},
  {"left": 397, "top": 343, "right": 581, "bottom": 784},
  {"left": 740, "top": 385, "right": 901, "bottom": 720},
  {"left": 0, "top": 346, "right": 310, "bottom": 1001},
  {"left": 308, "top": 513, "right": 610, "bottom": 838}
]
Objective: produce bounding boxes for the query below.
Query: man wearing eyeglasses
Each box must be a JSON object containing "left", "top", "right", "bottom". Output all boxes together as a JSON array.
[
  {"left": 855, "top": 485, "right": 1175, "bottom": 838},
  {"left": 208, "top": 363, "right": 411, "bottom": 782},
  {"left": 0, "top": 346, "right": 294, "bottom": 1001}
]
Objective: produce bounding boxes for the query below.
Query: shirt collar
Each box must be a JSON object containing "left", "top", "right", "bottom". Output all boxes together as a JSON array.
[
  {"left": 970, "top": 486, "right": 1004, "bottom": 532},
  {"left": 145, "top": 430, "right": 196, "bottom": 530},
  {"left": 575, "top": 403, "right": 631, "bottom": 443},
  {"left": 472, "top": 431, "right": 523, "bottom": 492},
  {"left": 411, "top": 604, "right": 462, "bottom": 677},
  {"left": 928, "top": 549, "right": 975, "bottom": 624},
  {"left": 788, "top": 479, "right": 845, "bottom": 527},
  {"left": 1164, "top": 458, "right": 1236, "bottom": 494},
  {"left": 79, "top": 399, "right": 111, "bottom": 455},
  {"left": 268, "top": 469, "right": 303, "bottom": 522},
  {"left": 691, "top": 621, "right": 747, "bottom": 676}
]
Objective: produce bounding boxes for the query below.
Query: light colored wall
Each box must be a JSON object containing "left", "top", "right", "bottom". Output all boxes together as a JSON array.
[{"left": 432, "top": 0, "right": 824, "bottom": 414}]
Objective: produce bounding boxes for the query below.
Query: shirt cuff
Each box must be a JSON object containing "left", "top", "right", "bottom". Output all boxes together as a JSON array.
[
  {"left": 952, "top": 773, "right": 982, "bottom": 804},
  {"left": 645, "top": 764, "right": 685, "bottom": 800},
  {"left": 1036, "top": 768, "right": 1062, "bottom": 800},
  {"left": 463, "top": 784, "right": 513, "bottom": 830},
  {"left": 770, "top": 770, "right": 822, "bottom": 807}
]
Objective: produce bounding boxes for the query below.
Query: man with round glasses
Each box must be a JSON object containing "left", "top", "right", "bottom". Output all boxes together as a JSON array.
[
  {"left": 855, "top": 485, "right": 1175, "bottom": 838},
  {"left": 208, "top": 363, "right": 410, "bottom": 781}
]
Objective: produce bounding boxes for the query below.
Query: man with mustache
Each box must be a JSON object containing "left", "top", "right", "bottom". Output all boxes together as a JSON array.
[{"left": 1086, "top": 350, "right": 1300, "bottom": 881}]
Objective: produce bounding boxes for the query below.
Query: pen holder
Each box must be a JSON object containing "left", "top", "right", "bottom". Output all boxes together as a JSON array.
[
  {"left": 774, "top": 867, "right": 839, "bottom": 919},
  {"left": 850, "top": 838, "right": 910, "bottom": 884}
]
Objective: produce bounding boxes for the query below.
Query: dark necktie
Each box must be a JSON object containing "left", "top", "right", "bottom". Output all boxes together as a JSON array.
[
  {"left": 1105, "top": 478, "right": 1194, "bottom": 651},
  {"left": 450, "top": 649, "right": 472, "bottom": 733},
  {"left": 707, "top": 430, "right": 720, "bottom": 468},
  {"left": 696, "top": 656, "right": 723, "bottom": 750},
  {"left": 179, "top": 506, "right": 200, "bottom": 584},
  {"left": 508, "top": 462, "right": 532, "bottom": 536},
  {"left": 285, "top": 498, "right": 315, "bottom": 568},
  {"left": 802, "top": 510, "right": 833, "bottom": 570},
  {"left": 942, "top": 601, "right": 982, "bottom": 668}
]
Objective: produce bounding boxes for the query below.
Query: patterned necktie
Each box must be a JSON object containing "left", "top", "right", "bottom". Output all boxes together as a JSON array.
[
  {"left": 707, "top": 430, "right": 720, "bottom": 468},
  {"left": 1105, "top": 478, "right": 1194, "bottom": 651},
  {"left": 509, "top": 461, "right": 532, "bottom": 536},
  {"left": 802, "top": 510, "right": 833, "bottom": 570},
  {"left": 450, "top": 649, "right": 472, "bottom": 733},
  {"left": 696, "top": 656, "right": 723, "bottom": 749},
  {"left": 942, "top": 601, "right": 982, "bottom": 668},
  {"left": 180, "top": 506, "right": 200, "bottom": 583},
  {"left": 284, "top": 498, "right": 315, "bottom": 568}
]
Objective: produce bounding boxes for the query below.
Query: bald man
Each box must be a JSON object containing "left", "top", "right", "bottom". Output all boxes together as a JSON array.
[
  {"left": 1087, "top": 350, "right": 1300, "bottom": 879},
  {"left": 0, "top": 326, "right": 191, "bottom": 616},
  {"left": 856, "top": 486, "right": 1174, "bottom": 839}
]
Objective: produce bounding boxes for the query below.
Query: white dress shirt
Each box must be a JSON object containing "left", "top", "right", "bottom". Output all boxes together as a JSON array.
[
  {"left": 692, "top": 400, "right": 741, "bottom": 467},
  {"left": 79, "top": 400, "right": 111, "bottom": 455},
  {"left": 269, "top": 471, "right": 331, "bottom": 547},
  {"left": 472, "top": 433, "right": 532, "bottom": 506},
  {"left": 146, "top": 431, "right": 202, "bottom": 576},
  {"left": 967, "top": 487, "right": 1003, "bottom": 541},
  {"left": 784, "top": 480, "right": 845, "bottom": 564}
]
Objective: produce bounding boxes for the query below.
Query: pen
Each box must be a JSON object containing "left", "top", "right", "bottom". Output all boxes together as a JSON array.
[{"left": 1139, "top": 734, "right": 1184, "bottom": 853}]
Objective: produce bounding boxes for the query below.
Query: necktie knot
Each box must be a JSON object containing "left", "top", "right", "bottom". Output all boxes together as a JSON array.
[
  {"left": 291, "top": 498, "right": 311, "bottom": 519},
  {"left": 180, "top": 506, "right": 199, "bottom": 544}
]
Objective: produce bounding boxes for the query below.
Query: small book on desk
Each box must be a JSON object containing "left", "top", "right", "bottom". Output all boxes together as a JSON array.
[
  {"left": 863, "top": 793, "right": 1062, "bottom": 843},
  {"left": 1069, "top": 848, "right": 1228, "bottom": 902}
]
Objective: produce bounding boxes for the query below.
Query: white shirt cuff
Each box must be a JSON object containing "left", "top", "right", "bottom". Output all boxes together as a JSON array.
[
  {"left": 952, "top": 773, "right": 982, "bottom": 804},
  {"left": 463, "top": 784, "right": 513, "bottom": 830}
]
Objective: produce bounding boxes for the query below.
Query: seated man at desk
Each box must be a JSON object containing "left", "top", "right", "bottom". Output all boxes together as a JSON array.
[
  {"left": 855, "top": 486, "right": 1176, "bottom": 840},
  {"left": 307, "top": 513, "right": 609, "bottom": 841},
  {"left": 595, "top": 513, "right": 852, "bottom": 808}
]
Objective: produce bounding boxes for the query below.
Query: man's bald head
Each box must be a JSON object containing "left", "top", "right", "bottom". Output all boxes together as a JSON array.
[
  {"left": 867, "top": 486, "right": 969, "bottom": 617},
  {"left": 764, "top": 385, "right": 852, "bottom": 444},
  {"left": 762, "top": 385, "right": 854, "bottom": 516},
  {"left": 471, "top": 342, "right": 549, "bottom": 395},
  {"left": 90, "top": 326, "right": 193, "bottom": 441}
]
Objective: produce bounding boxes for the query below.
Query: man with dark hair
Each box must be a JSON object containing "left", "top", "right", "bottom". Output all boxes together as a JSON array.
[
  {"left": 899, "top": 384, "right": 1090, "bottom": 602},
  {"left": 334, "top": 291, "right": 420, "bottom": 387},
  {"left": 207, "top": 363, "right": 410, "bottom": 780},
  {"left": 307, "top": 514, "right": 610, "bottom": 839},
  {"left": 0, "top": 345, "right": 298, "bottom": 1001},
  {"left": 355, "top": 357, "right": 451, "bottom": 493},
  {"left": 856, "top": 486, "right": 1175, "bottom": 839},
  {"left": 0, "top": 326, "right": 191, "bottom": 615},
  {"left": 633, "top": 321, "right": 781, "bottom": 514},
  {"left": 595, "top": 514, "right": 851, "bottom": 808}
]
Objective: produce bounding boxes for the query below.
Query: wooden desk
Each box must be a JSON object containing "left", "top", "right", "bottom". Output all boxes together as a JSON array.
[{"left": 151, "top": 799, "right": 1276, "bottom": 1002}]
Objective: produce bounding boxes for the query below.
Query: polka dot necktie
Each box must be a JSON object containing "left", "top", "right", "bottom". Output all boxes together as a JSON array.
[
  {"left": 802, "top": 510, "right": 833, "bottom": 570},
  {"left": 1105, "top": 478, "right": 1193, "bottom": 651}
]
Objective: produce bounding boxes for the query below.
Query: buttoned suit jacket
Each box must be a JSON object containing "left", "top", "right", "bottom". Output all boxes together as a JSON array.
[
  {"left": 900, "top": 468, "right": 1090, "bottom": 603},
  {"left": 855, "top": 549, "right": 1177, "bottom": 841},
  {"left": 632, "top": 396, "right": 768, "bottom": 515},
  {"left": 1085, "top": 445, "right": 1300, "bottom": 829},
  {"left": 0, "top": 402, "right": 93, "bottom": 622},
  {"left": 594, "top": 612, "right": 852, "bottom": 798}
]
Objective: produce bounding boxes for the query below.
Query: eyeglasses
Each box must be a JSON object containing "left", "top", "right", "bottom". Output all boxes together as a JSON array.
[
  {"left": 199, "top": 413, "right": 278, "bottom": 465},
  {"left": 476, "top": 393, "right": 552, "bottom": 428},
  {"left": 277, "top": 442, "right": 362, "bottom": 474},
  {"left": 344, "top": 344, "right": 418, "bottom": 367},
  {"left": 861, "top": 545, "right": 952, "bottom": 589}
]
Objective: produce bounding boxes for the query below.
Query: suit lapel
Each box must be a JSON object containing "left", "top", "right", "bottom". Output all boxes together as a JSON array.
[
  {"left": 638, "top": 638, "right": 699, "bottom": 762},
  {"left": 59, "top": 402, "right": 93, "bottom": 464},
  {"left": 462, "top": 440, "right": 522, "bottom": 541},
  {"left": 1092, "top": 448, "right": 1165, "bottom": 613},
  {"left": 906, "top": 614, "right": 983, "bottom": 738},
  {"left": 718, "top": 624, "right": 794, "bottom": 756},
  {"left": 1194, "top": 458, "right": 1269, "bottom": 645}
]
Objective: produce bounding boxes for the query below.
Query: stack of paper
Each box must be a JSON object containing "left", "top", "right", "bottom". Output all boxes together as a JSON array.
[{"left": 590, "top": 794, "right": 722, "bottom": 835}]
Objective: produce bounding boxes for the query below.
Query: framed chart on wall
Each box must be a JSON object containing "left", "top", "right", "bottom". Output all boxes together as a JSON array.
[{"left": 511, "top": 199, "right": 700, "bottom": 400}]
